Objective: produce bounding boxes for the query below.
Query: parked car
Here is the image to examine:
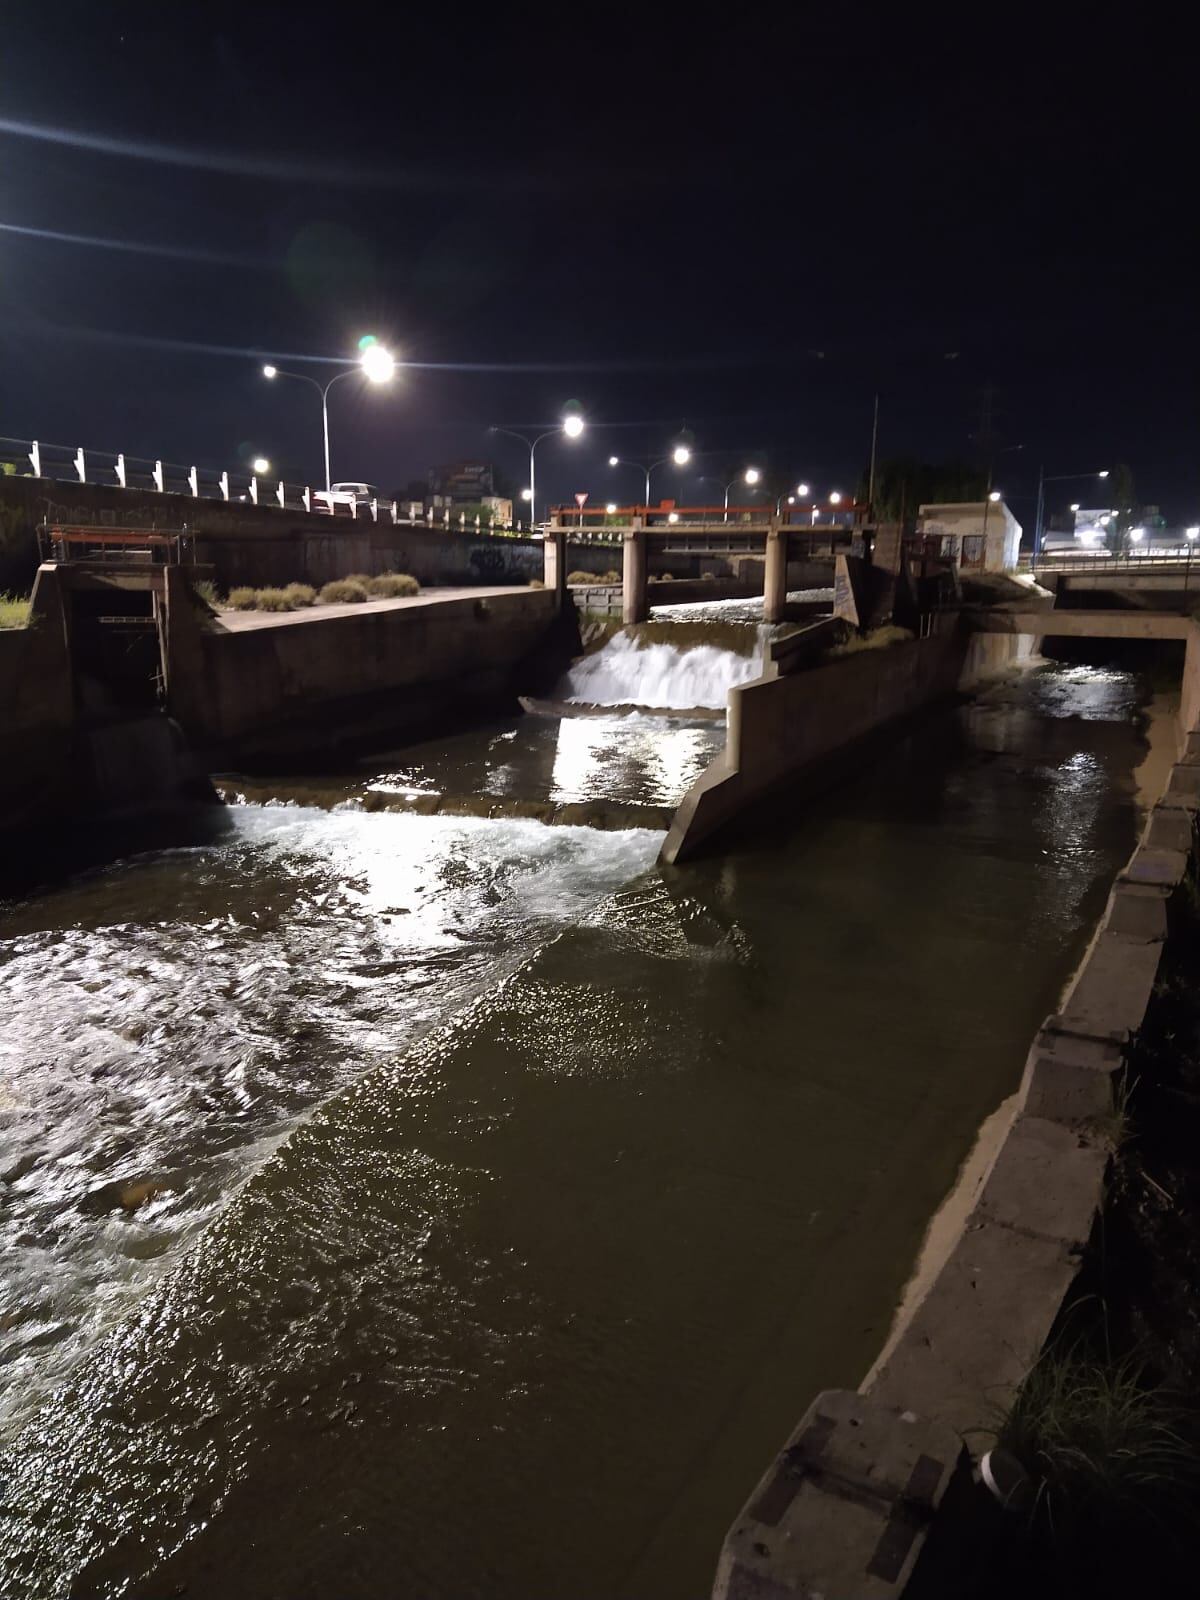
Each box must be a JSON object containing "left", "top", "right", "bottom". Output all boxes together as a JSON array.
[{"left": 313, "top": 482, "right": 382, "bottom": 516}]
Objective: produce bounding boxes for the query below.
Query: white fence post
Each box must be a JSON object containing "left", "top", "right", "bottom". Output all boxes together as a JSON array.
[
  {"left": 28, "top": 440, "right": 41, "bottom": 478},
  {"left": 303, "top": 486, "right": 312, "bottom": 514},
  {"left": 249, "top": 476, "right": 259, "bottom": 505},
  {"left": 114, "top": 453, "right": 126, "bottom": 488},
  {"left": 276, "top": 481, "right": 286, "bottom": 508},
  {"left": 390, "top": 499, "right": 399, "bottom": 523},
  {"left": 370, "top": 497, "right": 379, "bottom": 523},
  {"left": 219, "top": 471, "right": 230, "bottom": 501},
  {"left": 152, "top": 460, "right": 165, "bottom": 493},
  {"left": 74, "top": 448, "right": 86, "bottom": 484},
  {"left": 188, "top": 466, "right": 199, "bottom": 497}
]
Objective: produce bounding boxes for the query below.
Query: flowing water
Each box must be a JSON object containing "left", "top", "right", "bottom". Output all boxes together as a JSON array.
[
  {"left": 565, "top": 628, "right": 768, "bottom": 710},
  {"left": 0, "top": 655, "right": 1160, "bottom": 1599}
]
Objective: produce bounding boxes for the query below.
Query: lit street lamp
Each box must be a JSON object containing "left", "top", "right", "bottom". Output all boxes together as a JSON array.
[
  {"left": 251, "top": 456, "right": 271, "bottom": 475},
  {"left": 491, "top": 412, "right": 585, "bottom": 527},
  {"left": 262, "top": 339, "right": 397, "bottom": 492},
  {"left": 1033, "top": 467, "right": 1110, "bottom": 562},
  {"left": 609, "top": 442, "right": 693, "bottom": 506},
  {"left": 723, "top": 466, "right": 761, "bottom": 522}
]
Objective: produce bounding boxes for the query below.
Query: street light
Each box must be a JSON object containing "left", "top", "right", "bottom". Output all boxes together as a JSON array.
[
  {"left": 988, "top": 490, "right": 1002, "bottom": 503},
  {"left": 723, "top": 466, "right": 762, "bottom": 521},
  {"left": 251, "top": 456, "right": 271, "bottom": 475},
  {"left": 609, "top": 442, "right": 695, "bottom": 507},
  {"left": 829, "top": 490, "right": 843, "bottom": 505},
  {"left": 1187, "top": 527, "right": 1199, "bottom": 541},
  {"left": 490, "top": 413, "right": 585, "bottom": 527},
  {"left": 796, "top": 482, "right": 810, "bottom": 498},
  {"left": 261, "top": 340, "right": 398, "bottom": 491},
  {"left": 605, "top": 502, "right": 618, "bottom": 515},
  {"left": 1033, "top": 467, "right": 1110, "bottom": 563}
]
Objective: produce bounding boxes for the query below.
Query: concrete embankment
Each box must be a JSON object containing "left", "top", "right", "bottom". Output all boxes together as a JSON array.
[
  {"left": 663, "top": 621, "right": 1032, "bottom": 863},
  {"left": 711, "top": 641, "right": 1200, "bottom": 1600}
]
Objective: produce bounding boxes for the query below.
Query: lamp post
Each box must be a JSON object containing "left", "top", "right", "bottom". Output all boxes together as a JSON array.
[
  {"left": 491, "top": 413, "right": 584, "bottom": 529},
  {"left": 1033, "top": 466, "right": 1110, "bottom": 565},
  {"left": 609, "top": 443, "right": 692, "bottom": 507},
  {"left": 262, "top": 341, "right": 396, "bottom": 492},
  {"left": 776, "top": 480, "right": 811, "bottom": 516},
  {"left": 724, "top": 466, "right": 761, "bottom": 522}
]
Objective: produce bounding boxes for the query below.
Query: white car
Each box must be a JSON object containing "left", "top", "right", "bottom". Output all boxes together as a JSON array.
[{"left": 313, "top": 482, "right": 382, "bottom": 516}]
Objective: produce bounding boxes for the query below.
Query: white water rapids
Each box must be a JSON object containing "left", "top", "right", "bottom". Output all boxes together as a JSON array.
[{"left": 565, "top": 629, "right": 768, "bottom": 711}]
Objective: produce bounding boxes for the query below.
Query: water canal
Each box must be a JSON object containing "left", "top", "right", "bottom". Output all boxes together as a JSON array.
[{"left": 0, "top": 633, "right": 1161, "bottom": 1598}]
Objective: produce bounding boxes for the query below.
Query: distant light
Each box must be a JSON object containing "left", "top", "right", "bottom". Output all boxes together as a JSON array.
[
  {"left": 605, "top": 502, "right": 618, "bottom": 514},
  {"left": 787, "top": 495, "right": 796, "bottom": 504},
  {"left": 563, "top": 414, "right": 585, "bottom": 439},
  {"left": 1129, "top": 526, "right": 1145, "bottom": 542},
  {"left": 520, "top": 487, "right": 533, "bottom": 502},
  {"left": 251, "top": 456, "right": 270, "bottom": 475},
  {"left": 1100, "top": 515, "right": 1111, "bottom": 525},
  {"left": 744, "top": 467, "right": 761, "bottom": 485},
  {"left": 360, "top": 344, "right": 396, "bottom": 383},
  {"left": 829, "top": 490, "right": 843, "bottom": 504},
  {"left": 796, "top": 482, "right": 810, "bottom": 497},
  {"left": 1070, "top": 502, "right": 1081, "bottom": 512},
  {"left": 1187, "top": 527, "right": 1200, "bottom": 541},
  {"left": 1098, "top": 469, "right": 1110, "bottom": 478},
  {"left": 262, "top": 364, "right": 278, "bottom": 379},
  {"left": 667, "top": 511, "right": 680, "bottom": 523},
  {"left": 672, "top": 445, "right": 690, "bottom": 466},
  {"left": 608, "top": 454, "right": 619, "bottom": 467},
  {"left": 988, "top": 490, "right": 1002, "bottom": 503}
]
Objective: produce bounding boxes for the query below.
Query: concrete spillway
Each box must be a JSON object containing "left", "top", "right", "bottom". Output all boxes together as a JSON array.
[{"left": 564, "top": 625, "right": 770, "bottom": 711}]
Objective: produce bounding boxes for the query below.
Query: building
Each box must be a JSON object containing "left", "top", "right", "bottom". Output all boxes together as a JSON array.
[
  {"left": 916, "top": 500, "right": 1022, "bottom": 572},
  {"left": 428, "top": 461, "right": 496, "bottom": 504}
]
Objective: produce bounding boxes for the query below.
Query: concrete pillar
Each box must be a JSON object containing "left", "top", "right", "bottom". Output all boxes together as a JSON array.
[
  {"left": 543, "top": 528, "right": 569, "bottom": 611},
  {"left": 622, "top": 528, "right": 648, "bottom": 624},
  {"left": 763, "top": 525, "right": 788, "bottom": 623}
]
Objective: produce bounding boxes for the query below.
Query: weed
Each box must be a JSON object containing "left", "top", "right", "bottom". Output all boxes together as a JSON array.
[
  {"left": 365, "top": 573, "right": 419, "bottom": 598},
  {"left": 0, "top": 592, "right": 31, "bottom": 629},
  {"left": 319, "top": 580, "right": 369, "bottom": 604},
  {"left": 192, "top": 579, "right": 220, "bottom": 608}
]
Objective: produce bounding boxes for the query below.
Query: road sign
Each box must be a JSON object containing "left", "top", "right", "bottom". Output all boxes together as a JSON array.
[{"left": 575, "top": 493, "right": 589, "bottom": 508}]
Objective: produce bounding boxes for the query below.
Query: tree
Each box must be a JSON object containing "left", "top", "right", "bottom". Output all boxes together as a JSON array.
[{"left": 1104, "top": 462, "right": 1137, "bottom": 555}]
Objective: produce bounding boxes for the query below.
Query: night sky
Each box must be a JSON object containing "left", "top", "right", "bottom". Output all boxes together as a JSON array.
[{"left": 2, "top": 5, "right": 1195, "bottom": 524}]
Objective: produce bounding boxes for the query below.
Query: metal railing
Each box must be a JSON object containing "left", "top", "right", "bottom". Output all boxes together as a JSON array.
[
  {"left": 1021, "top": 547, "right": 1200, "bottom": 575},
  {"left": 1, "top": 434, "right": 533, "bottom": 536}
]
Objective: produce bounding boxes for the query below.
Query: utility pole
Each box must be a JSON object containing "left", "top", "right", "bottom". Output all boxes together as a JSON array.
[{"left": 867, "top": 393, "right": 880, "bottom": 514}]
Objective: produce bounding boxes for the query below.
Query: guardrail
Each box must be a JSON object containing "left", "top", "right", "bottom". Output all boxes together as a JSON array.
[
  {"left": 1021, "top": 547, "right": 1200, "bottom": 575},
  {"left": 0, "top": 434, "right": 532, "bottom": 535}
]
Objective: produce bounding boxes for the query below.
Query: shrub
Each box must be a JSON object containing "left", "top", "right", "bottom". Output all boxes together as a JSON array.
[
  {"left": 319, "top": 579, "right": 369, "bottom": 604},
  {"left": 226, "top": 587, "right": 257, "bottom": 610},
  {"left": 656, "top": 572, "right": 674, "bottom": 581},
  {"left": 0, "top": 592, "right": 31, "bottom": 629},
  {"left": 255, "top": 587, "right": 295, "bottom": 612},
  {"left": 366, "top": 573, "right": 420, "bottom": 598},
  {"left": 343, "top": 573, "right": 373, "bottom": 587},
  {"left": 283, "top": 582, "right": 317, "bottom": 607},
  {"left": 567, "top": 570, "right": 602, "bottom": 585},
  {"left": 601, "top": 569, "right": 621, "bottom": 584},
  {"left": 528, "top": 578, "right": 545, "bottom": 589},
  {"left": 192, "top": 579, "right": 220, "bottom": 607}
]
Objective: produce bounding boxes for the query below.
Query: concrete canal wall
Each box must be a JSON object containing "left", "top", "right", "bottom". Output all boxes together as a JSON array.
[
  {"left": 711, "top": 629, "right": 1200, "bottom": 1599},
  {"left": 662, "top": 622, "right": 1030, "bottom": 864},
  {"left": 163, "top": 570, "right": 569, "bottom": 761}
]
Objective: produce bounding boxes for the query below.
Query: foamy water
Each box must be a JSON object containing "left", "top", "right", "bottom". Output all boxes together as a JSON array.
[{"left": 565, "top": 629, "right": 768, "bottom": 710}]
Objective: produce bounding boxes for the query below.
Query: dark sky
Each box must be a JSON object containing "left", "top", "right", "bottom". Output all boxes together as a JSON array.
[{"left": 1, "top": 4, "right": 1195, "bottom": 523}]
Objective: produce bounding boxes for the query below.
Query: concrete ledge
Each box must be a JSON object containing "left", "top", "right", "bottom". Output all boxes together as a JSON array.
[
  {"left": 1103, "top": 882, "right": 1168, "bottom": 943},
  {"left": 973, "top": 1115, "right": 1108, "bottom": 1246},
  {"left": 865, "top": 1220, "right": 1082, "bottom": 1439},
  {"left": 1055, "top": 930, "right": 1163, "bottom": 1041},
  {"left": 713, "top": 1391, "right": 966, "bottom": 1600},
  {"left": 1117, "top": 845, "right": 1189, "bottom": 889},
  {"left": 1020, "top": 1028, "right": 1125, "bottom": 1125},
  {"left": 1144, "top": 805, "right": 1194, "bottom": 853}
]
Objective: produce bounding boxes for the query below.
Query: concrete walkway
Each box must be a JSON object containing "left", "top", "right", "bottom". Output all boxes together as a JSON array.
[{"left": 215, "top": 585, "right": 530, "bottom": 631}]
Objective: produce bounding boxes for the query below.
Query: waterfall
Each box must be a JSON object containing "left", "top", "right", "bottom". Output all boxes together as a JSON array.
[{"left": 564, "top": 628, "right": 768, "bottom": 711}]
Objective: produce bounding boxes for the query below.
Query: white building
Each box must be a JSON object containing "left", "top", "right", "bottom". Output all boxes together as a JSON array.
[{"left": 917, "top": 500, "right": 1023, "bottom": 572}]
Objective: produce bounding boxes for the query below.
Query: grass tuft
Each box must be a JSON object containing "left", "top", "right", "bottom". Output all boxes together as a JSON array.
[
  {"left": 319, "top": 579, "right": 369, "bottom": 605},
  {"left": 0, "top": 593, "right": 32, "bottom": 629},
  {"left": 254, "top": 587, "right": 295, "bottom": 612},
  {"left": 226, "top": 587, "right": 258, "bottom": 610},
  {"left": 827, "top": 624, "right": 915, "bottom": 657},
  {"left": 365, "top": 573, "right": 419, "bottom": 598},
  {"left": 283, "top": 582, "right": 317, "bottom": 607}
]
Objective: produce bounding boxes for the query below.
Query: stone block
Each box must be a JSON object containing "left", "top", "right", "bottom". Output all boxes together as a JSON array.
[
  {"left": 1020, "top": 1039, "right": 1118, "bottom": 1125},
  {"left": 1118, "top": 846, "right": 1188, "bottom": 890},
  {"left": 1144, "top": 806, "right": 1194, "bottom": 854},
  {"left": 973, "top": 1115, "right": 1107, "bottom": 1247},
  {"left": 1056, "top": 931, "right": 1163, "bottom": 1041},
  {"left": 1163, "top": 764, "right": 1200, "bottom": 809},
  {"left": 1103, "top": 882, "right": 1168, "bottom": 943},
  {"left": 867, "top": 1221, "right": 1079, "bottom": 1438},
  {"left": 713, "top": 1390, "right": 965, "bottom": 1600}
]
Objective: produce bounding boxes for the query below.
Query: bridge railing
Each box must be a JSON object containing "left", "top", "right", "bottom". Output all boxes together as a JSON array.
[
  {"left": 1021, "top": 546, "right": 1200, "bottom": 574},
  {"left": 0, "top": 434, "right": 537, "bottom": 535}
]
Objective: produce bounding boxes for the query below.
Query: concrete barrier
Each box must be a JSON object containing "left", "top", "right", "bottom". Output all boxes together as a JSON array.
[{"left": 710, "top": 714, "right": 1200, "bottom": 1596}]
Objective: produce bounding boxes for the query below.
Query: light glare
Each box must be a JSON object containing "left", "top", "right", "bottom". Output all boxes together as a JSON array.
[
  {"left": 262, "top": 364, "right": 277, "bottom": 379},
  {"left": 563, "top": 415, "right": 585, "bottom": 439},
  {"left": 360, "top": 344, "right": 396, "bottom": 383},
  {"left": 251, "top": 456, "right": 270, "bottom": 474},
  {"left": 744, "top": 467, "right": 761, "bottom": 485},
  {"left": 672, "top": 445, "right": 690, "bottom": 465}
]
